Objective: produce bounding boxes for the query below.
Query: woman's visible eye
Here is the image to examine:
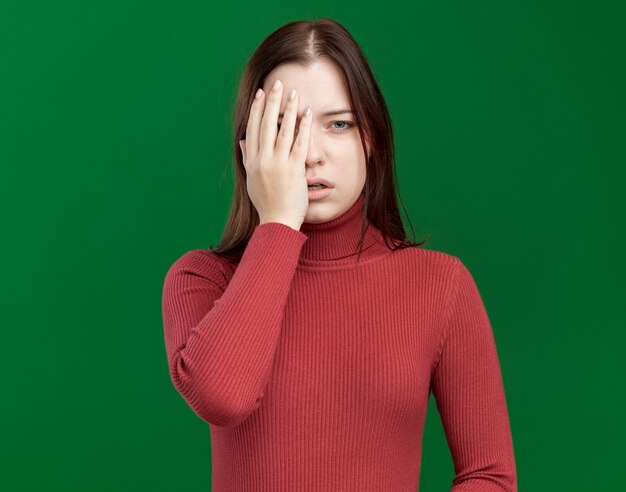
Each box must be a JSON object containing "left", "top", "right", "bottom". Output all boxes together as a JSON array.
[
  {"left": 276, "top": 120, "right": 354, "bottom": 132},
  {"left": 331, "top": 120, "right": 354, "bottom": 131}
]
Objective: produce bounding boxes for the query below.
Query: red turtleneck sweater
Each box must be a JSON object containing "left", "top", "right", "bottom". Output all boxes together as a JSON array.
[{"left": 161, "top": 192, "right": 517, "bottom": 491}]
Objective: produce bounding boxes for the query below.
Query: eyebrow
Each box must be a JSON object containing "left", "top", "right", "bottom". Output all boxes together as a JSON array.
[{"left": 278, "top": 109, "right": 353, "bottom": 118}]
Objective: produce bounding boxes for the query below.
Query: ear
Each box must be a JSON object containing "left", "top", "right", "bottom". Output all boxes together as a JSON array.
[{"left": 239, "top": 139, "right": 247, "bottom": 165}]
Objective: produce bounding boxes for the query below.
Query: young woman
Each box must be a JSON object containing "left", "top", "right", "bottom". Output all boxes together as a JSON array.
[{"left": 161, "top": 18, "right": 517, "bottom": 491}]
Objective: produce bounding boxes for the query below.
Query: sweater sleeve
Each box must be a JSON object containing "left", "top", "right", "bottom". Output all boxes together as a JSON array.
[
  {"left": 430, "top": 258, "right": 518, "bottom": 491},
  {"left": 161, "top": 222, "right": 308, "bottom": 428}
]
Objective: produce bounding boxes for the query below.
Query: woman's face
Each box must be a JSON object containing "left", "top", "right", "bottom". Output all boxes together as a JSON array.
[{"left": 261, "top": 59, "right": 370, "bottom": 224}]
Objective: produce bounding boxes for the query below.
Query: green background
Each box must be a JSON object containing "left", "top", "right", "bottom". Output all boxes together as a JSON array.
[{"left": 2, "top": 1, "right": 624, "bottom": 490}]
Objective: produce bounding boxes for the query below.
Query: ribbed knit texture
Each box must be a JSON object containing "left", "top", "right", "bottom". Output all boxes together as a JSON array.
[{"left": 161, "top": 192, "right": 517, "bottom": 491}]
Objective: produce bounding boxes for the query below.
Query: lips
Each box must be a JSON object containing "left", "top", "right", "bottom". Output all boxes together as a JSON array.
[{"left": 306, "top": 177, "right": 333, "bottom": 188}]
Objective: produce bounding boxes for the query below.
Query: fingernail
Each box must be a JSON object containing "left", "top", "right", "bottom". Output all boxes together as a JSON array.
[
  {"left": 304, "top": 106, "right": 311, "bottom": 117},
  {"left": 272, "top": 79, "right": 281, "bottom": 91},
  {"left": 288, "top": 88, "right": 296, "bottom": 100},
  {"left": 255, "top": 88, "right": 263, "bottom": 98}
]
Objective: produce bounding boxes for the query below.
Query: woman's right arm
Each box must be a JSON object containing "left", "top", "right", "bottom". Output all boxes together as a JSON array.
[
  {"left": 161, "top": 223, "right": 307, "bottom": 427},
  {"left": 163, "top": 80, "right": 312, "bottom": 427}
]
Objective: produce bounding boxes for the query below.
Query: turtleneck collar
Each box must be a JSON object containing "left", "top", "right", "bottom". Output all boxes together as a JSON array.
[{"left": 298, "top": 192, "right": 391, "bottom": 268}]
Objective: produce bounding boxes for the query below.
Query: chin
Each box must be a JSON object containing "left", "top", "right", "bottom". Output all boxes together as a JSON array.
[{"left": 304, "top": 203, "right": 336, "bottom": 224}]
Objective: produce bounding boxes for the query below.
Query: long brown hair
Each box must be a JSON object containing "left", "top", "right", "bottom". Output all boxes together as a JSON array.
[{"left": 210, "top": 17, "right": 430, "bottom": 263}]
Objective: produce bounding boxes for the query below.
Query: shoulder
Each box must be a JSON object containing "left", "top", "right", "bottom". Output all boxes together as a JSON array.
[
  {"left": 395, "top": 245, "right": 464, "bottom": 279},
  {"left": 413, "top": 250, "right": 486, "bottom": 319},
  {"left": 393, "top": 246, "right": 481, "bottom": 308},
  {"left": 163, "top": 248, "right": 231, "bottom": 290},
  {"left": 411, "top": 246, "right": 461, "bottom": 265}
]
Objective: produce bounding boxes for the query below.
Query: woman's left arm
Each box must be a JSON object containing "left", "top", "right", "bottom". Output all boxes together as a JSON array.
[{"left": 430, "top": 258, "right": 518, "bottom": 492}]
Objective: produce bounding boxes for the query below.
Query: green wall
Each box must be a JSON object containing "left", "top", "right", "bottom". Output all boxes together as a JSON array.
[{"left": 2, "top": 1, "right": 624, "bottom": 490}]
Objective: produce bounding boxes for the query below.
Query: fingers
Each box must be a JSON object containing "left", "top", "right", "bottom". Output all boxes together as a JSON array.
[
  {"left": 243, "top": 79, "right": 312, "bottom": 168},
  {"left": 244, "top": 88, "right": 266, "bottom": 166},
  {"left": 274, "top": 87, "right": 299, "bottom": 159},
  {"left": 289, "top": 105, "right": 313, "bottom": 164},
  {"left": 259, "top": 79, "right": 283, "bottom": 157}
]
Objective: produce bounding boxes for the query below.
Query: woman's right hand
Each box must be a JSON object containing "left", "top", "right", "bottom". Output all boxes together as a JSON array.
[{"left": 239, "top": 79, "right": 313, "bottom": 230}]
